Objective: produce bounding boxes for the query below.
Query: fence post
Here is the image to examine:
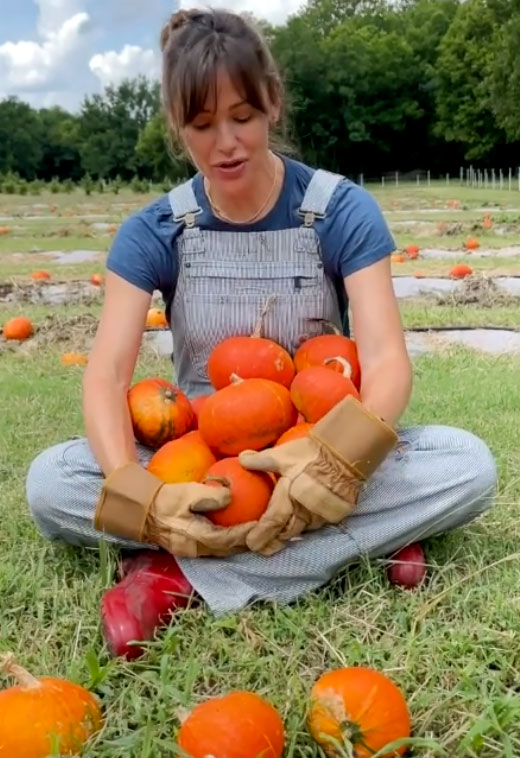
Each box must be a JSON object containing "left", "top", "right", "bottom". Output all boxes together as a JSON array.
[
  {"left": 508, "top": 168, "right": 512, "bottom": 191},
  {"left": 427, "top": 170, "right": 431, "bottom": 187},
  {"left": 395, "top": 171, "right": 399, "bottom": 187},
  {"left": 382, "top": 175, "right": 385, "bottom": 187},
  {"left": 460, "top": 167, "right": 464, "bottom": 185}
]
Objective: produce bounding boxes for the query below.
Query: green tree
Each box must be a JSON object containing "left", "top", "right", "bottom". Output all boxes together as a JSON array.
[
  {"left": 433, "top": 0, "right": 503, "bottom": 160},
  {"left": 135, "top": 113, "right": 190, "bottom": 182},
  {"left": 78, "top": 77, "right": 160, "bottom": 180},
  {"left": 0, "top": 98, "right": 43, "bottom": 179},
  {"left": 37, "top": 107, "right": 82, "bottom": 181}
]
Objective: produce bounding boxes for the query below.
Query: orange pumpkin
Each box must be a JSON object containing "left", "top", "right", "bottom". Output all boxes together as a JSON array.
[
  {"left": 107, "top": 224, "right": 118, "bottom": 233},
  {"left": 294, "top": 333, "right": 361, "bottom": 390},
  {"left": 3, "top": 316, "right": 34, "bottom": 341},
  {"left": 61, "top": 353, "right": 88, "bottom": 366},
  {"left": 190, "top": 394, "right": 211, "bottom": 428},
  {"left": 290, "top": 361, "right": 360, "bottom": 423},
  {"left": 450, "top": 263, "right": 473, "bottom": 279},
  {"left": 391, "top": 253, "right": 405, "bottom": 264},
  {"left": 146, "top": 308, "right": 168, "bottom": 329},
  {"left": 127, "top": 378, "right": 194, "bottom": 449},
  {"left": 413, "top": 271, "right": 426, "bottom": 278},
  {"left": 178, "top": 690, "right": 285, "bottom": 758},
  {"left": 308, "top": 667, "right": 411, "bottom": 757},
  {"left": 275, "top": 422, "right": 313, "bottom": 446},
  {"left": 482, "top": 214, "right": 493, "bottom": 229},
  {"left": 404, "top": 244, "right": 419, "bottom": 259},
  {"left": 0, "top": 226, "right": 9, "bottom": 235},
  {"left": 0, "top": 653, "right": 103, "bottom": 758},
  {"left": 90, "top": 273, "right": 103, "bottom": 286},
  {"left": 148, "top": 430, "right": 216, "bottom": 483},
  {"left": 31, "top": 270, "right": 51, "bottom": 281},
  {"left": 204, "top": 457, "right": 274, "bottom": 526},
  {"left": 464, "top": 236, "right": 480, "bottom": 250},
  {"left": 198, "top": 376, "right": 297, "bottom": 456},
  {"left": 208, "top": 333, "right": 295, "bottom": 389}
]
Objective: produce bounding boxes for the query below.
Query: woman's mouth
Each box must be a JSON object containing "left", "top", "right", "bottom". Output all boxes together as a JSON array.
[{"left": 214, "top": 159, "right": 247, "bottom": 179}]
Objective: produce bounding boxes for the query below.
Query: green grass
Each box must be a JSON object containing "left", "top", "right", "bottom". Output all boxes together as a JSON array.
[{"left": 1, "top": 186, "right": 520, "bottom": 757}]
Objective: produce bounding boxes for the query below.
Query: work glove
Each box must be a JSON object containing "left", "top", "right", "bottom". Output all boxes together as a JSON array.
[
  {"left": 94, "top": 463, "right": 253, "bottom": 558},
  {"left": 239, "top": 396, "right": 398, "bottom": 555}
]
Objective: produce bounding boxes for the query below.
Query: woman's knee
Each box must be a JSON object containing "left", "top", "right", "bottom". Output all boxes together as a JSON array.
[
  {"left": 434, "top": 425, "right": 497, "bottom": 518},
  {"left": 26, "top": 443, "right": 69, "bottom": 537}
]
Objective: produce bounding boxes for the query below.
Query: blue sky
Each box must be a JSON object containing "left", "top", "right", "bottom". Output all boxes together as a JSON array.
[{"left": 0, "top": 0, "right": 304, "bottom": 111}]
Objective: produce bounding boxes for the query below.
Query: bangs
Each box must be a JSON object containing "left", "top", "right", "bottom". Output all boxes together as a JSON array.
[{"left": 174, "top": 37, "right": 268, "bottom": 125}]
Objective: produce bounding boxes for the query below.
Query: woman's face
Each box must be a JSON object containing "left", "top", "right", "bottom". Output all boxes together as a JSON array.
[{"left": 182, "top": 69, "right": 279, "bottom": 196}]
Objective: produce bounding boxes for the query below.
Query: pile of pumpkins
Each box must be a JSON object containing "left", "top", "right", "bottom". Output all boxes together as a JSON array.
[
  {"left": 128, "top": 326, "right": 362, "bottom": 526},
  {"left": 0, "top": 652, "right": 412, "bottom": 758}
]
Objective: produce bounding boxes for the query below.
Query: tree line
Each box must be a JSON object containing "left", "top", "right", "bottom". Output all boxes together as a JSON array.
[{"left": 1, "top": 0, "right": 520, "bottom": 186}]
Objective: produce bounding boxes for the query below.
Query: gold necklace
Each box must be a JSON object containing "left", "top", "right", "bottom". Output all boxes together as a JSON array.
[{"left": 205, "top": 153, "right": 280, "bottom": 224}]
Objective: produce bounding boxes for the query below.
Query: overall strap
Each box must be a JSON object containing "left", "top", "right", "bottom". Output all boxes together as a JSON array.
[
  {"left": 168, "top": 179, "right": 202, "bottom": 228},
  {"left": 298, "top": 169, "right": 344, "bottom": 227}
]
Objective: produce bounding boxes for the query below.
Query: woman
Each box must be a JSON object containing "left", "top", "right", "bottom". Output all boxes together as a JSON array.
[{"left": 26, "top": 8, "right": 497, "bottom": 659}]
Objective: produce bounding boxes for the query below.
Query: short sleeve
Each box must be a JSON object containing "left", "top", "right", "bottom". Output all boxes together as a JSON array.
[{"left": 319, "top": 181, "right": 396, "bottom": 279}]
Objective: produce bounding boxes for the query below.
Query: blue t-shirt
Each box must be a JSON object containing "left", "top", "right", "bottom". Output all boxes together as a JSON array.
[{"left": 107, "top": 155, "right": 395, "bottom": 314}]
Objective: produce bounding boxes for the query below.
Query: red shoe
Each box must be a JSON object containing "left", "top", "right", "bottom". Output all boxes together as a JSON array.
[
  {"left": 101, "top": 550, "right": 195, "bottom": 660},
  {"left": 387, "top": 542, "right": 427, "bottom": 589}
]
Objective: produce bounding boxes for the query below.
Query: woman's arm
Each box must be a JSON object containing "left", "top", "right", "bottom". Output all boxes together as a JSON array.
[
  {"left": 83, "top": 272, "right": 152, "bottom": 476},
  {"left": 344, "top": 256, "right": 412, "bottom": 425}
]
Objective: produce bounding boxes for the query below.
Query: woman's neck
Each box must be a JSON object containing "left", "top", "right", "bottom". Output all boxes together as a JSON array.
[{"left": 204, "top": 152, "right": 284, "bottom": 224}]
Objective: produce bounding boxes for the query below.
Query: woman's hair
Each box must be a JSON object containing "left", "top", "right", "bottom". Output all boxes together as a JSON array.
[{"left": 160, "top": 8, "right": 286, "bottom": 143}]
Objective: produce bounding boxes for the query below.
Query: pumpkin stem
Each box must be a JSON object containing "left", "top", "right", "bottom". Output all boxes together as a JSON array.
[
  {"left": 229, "top": 373, "right": 244, "bottom": 385},
  {"left": 251, "top": 295, "right": 276, "bottom": 338},
  {"left": 203, "top": 475, "right": 231, "bottom": 488},
  {"left": 324, "top": 356, "right": 352, "bottom": 379},
  {"left": 0, "top": 653, "right": 41, "bottom": 690}
]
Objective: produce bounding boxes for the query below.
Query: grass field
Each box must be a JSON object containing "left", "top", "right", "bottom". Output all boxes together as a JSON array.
[{"left": 1, "top": 182, "right": 520, "bottom": 756}]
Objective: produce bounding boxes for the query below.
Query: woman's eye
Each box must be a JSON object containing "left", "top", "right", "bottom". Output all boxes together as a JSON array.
[
  {"left": 192, "top": 122, "right": 211, "bottom": 131},
  {"left": 235, "top": 114, "right": 252, "bottom": 123}
]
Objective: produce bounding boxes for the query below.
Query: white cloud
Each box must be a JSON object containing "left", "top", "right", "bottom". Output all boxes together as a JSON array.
[
  {"left": 178, "top": 0, "right": 306, "bottom": 26},
  {"left": 89, "top": 44, "right": 159, "bottom": 88},
  {"left": 0, "top": 11, "right": 91, "bottom": 90},
  {"left": 35, "top": 0, "right": 85, "bottom": 37}
]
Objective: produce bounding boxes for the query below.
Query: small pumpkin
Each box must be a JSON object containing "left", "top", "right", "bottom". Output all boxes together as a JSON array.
[
  {"left": 275, "top": 422, "right": 314, "bottom": 446},
  {"left": 90, "top": 273, "right": 103, "bottom": 286},
  {"left": 107, "top": 224, "right": 118, "bottom": 234},
  {"left": 308, "top": 667, "right": 411, "bottom": 757},
  {"left": 127, "top": 378, "right": 194, "bottom": 449},
  {"left": 391, "top": 253, "right": 405, "bottom": 264},
  {"left": 290, "top": 358, "right": 360, "bottom": 423},
  {"left": 294, "top": 330, "right": 361, "bottom": 390},
  {"left": 198, "top": 375, "right": 297, "bottom": 456},
  {"left": 207, "top": 299, "right": 295, "bottom": 389},
  {"left": 190, "top": 394, "right": 212, "bottom": 428},
  {"left": 450, "top": 263, "right": 473, "bottom": 279},
  {"left": 148, "top": 430, "right": 216, "bottom": 483},
  {"left": 0, "top": 226, "right": 10, "bottom": 235},
  {"left": 146, "top": 308, "right": 168, "bottom": 329},
  {"left": 178, "top": 690, "right": 285, "bottom": 758},
  {"left": 61, "top": 352, "right": 88, "bottom": 366},
  {"left": 482, "top": 214, "right": 493, "bottom": 229},
  {"left": 464, "top": 236, "right": 480, "bottom": 251},
  {"left": 31, "top": 270, "right": 51, "bottom": 281},
  {"left": 0, "top": 653, "right": 103, "bottom": 758},
  {"left": 3, "top": 316, "right": 34, "bottom": 341},
  {"left": 404, "top": 244, "right": 419, "bottom": 260},
  {"left": 204, "top": 457, "right": 274, "bottom": 526}
]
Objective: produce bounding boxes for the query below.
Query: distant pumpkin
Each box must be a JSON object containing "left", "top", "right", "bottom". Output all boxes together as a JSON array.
[{"left": 3, "top": 316, "right": 34, "bottom": 341}]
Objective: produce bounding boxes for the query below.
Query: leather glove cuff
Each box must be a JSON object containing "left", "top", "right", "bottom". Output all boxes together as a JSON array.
[
  {"left": 310, "top": 396, "right": 398, "bottom": 480},
  {"left": 94, "top": 462, "right": 165, "bottom": 541}
]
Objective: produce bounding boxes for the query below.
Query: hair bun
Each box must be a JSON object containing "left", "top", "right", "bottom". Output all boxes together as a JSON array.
[{"left": 160, "top": 10, "right": 193, "bottom": 51}]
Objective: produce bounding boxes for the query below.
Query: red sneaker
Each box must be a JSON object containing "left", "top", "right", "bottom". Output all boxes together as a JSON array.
[{"left": 101, "top": 550, "right": 194, "bottom": 660}]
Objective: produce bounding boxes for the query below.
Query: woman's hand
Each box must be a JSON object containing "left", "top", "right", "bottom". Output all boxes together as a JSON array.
[
  {"left": 239, "top": 396, "right": 397, "bottom": 555},
  {"left": 345, "top": 257, "right": 412, "bottom": 425}
]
